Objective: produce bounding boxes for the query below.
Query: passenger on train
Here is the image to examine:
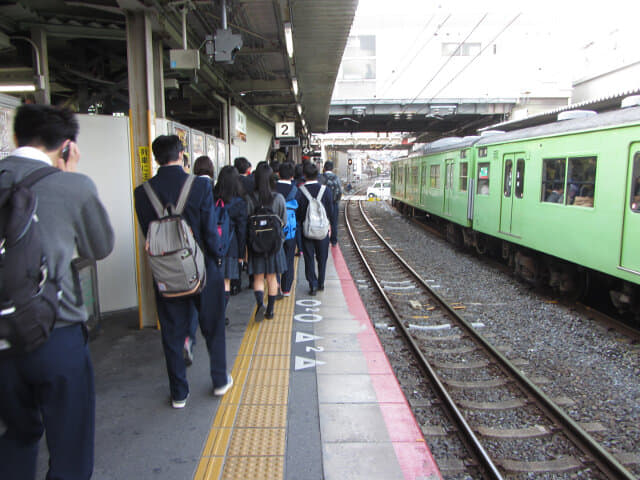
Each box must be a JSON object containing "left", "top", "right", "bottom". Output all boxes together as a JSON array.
[
  {"left": 546, "top": 186, "right": 564, "bottom": 203},
  {"left": 134, "top": 135, "right": 232, "bottom": 409},
  {"left": 275, "top": 161, "right": 298, "bottom": 296},
  {"left": 0, "top": 104, "right": 115, "bottom": 479},
  {"left": 214, "top": 166, "right": 248, "bottom": 324},
  {"left": 246, "top": 163, "right": 288, "bottom": 321},
  {"left": 296, "top": 162, "right": 334, "bottom": 295}
]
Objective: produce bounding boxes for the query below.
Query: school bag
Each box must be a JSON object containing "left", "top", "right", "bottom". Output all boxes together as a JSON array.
[
  {"left": 247, "top": 195, "right": 284, "bottom": 256},
  {"left": 143, "top": 176, "right": 206, "bottom": 298},
  {"left": 283, "top": 187, "right": 298, "bottom": 241},
  {"left": 300, "top": 185, "right": 330, "bottom": 240},
  {"left": 323, "top": 171, "right": 342, "bottom": 203},
  {"left": 214, "top": 198, "right": 231, "bottom": 259},
  {"left": 0, "top": 166, "right": 62, "bottom": 357}
]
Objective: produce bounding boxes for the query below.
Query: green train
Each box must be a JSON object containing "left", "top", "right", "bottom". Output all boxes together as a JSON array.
[{"left": 391, "top": 98, "right": 640, "bottom": 318}]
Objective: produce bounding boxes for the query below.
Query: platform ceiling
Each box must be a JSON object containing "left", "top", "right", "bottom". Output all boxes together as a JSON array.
[{"left": 0, "top": 0, "right": 358, "bottom": 135}]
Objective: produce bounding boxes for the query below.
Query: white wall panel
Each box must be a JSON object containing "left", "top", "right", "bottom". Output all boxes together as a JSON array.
[{"left": 76, "top": 115, "right": 137, "bottom": 313}]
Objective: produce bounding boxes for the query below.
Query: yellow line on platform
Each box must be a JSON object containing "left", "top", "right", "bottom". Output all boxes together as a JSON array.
[{"left": 194, "top": 259, "right": 298, "bottom": 480}]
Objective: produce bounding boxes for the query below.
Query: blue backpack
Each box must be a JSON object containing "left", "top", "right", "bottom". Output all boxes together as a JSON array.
[{"left": 283, "top": 186, "right": 298, "bottom": 241}]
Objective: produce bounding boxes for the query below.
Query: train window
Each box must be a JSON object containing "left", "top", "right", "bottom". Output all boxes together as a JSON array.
[
  {"left": 411, "top": 166, "right": 419, "bottom": 186},
  {"left": 630, "top": 153, "right": 640, "bottom": 212},
  {"left": 430, "top": 164, "right": 440, "bottom": 188},
  {"left": 477, "top": 162, "right": 490, "bottom": 195},
  {"left": 460, "top": 149, "right": 467, "bottom": 159},
  {"left": 503, "top": 160, "right": 513, "bottom": 197},
  {"left": 478, "top": 147, "right": 488, "bottom": 158},
  {"left": 542, "top": 158, "right": 566, "bottom": 204},
  {"left": 567, "top": 156, "right": 596, "bottom": 207},
  {"left": 445, "top": 163, "right": 454, "bottom": 189},
  {"left": 460, "top": 162, "right": 468, "bottom": 191},
  {"left": 515, "top": 158, "right": 525, "bottom": 198}
]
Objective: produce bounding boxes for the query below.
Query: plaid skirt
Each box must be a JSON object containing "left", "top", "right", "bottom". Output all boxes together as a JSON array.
[{"left": 248, "top": 246, "right": 287, "bottom": 275}]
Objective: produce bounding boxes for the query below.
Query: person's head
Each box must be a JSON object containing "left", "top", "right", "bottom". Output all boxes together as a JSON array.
[
  {"left": 193, "top": 155, "right": 214, "bottom": 178},
  {"left": 323, "top": 161, "right": 334, "bottom": 172},
  {"left": 294, "top": 163, "right": 304, "bottom": 180},
  {"left": 279, "top": 161, "right": 294, "bottom": 180},
  {"left": 254, "top": 162, "right": 274, "bottom": 205},
  {"left": 152, "top": 135, "right": 184, "bottom": 166},
  {"left": 303, "top": 161, "right": 319, "bottom": 181},
  {"left": 234, "top": 156, "right": 251, "bottom": 175},
  {"left": 214, "top": 165, "right": 244, "bottom": 203},
  {"left": 14, "top": 104, "right": 78, "bottom": 151},
  {"left": 269, "top": 159, "right": 280, "bottom": 174}
]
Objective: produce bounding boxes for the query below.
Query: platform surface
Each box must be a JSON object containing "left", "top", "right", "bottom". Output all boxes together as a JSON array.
[{"left": 35, "top": 247, "right": 441, "bottom": 480}]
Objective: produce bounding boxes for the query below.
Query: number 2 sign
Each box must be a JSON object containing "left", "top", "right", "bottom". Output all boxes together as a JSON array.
[{"left": 275, "top": 122, "right": 295, "bottom": 138}]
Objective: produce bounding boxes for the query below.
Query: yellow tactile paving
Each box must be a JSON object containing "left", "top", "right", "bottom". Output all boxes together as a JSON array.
[{"left": 194, "top": 259, "right": 297, "bottom": 480}]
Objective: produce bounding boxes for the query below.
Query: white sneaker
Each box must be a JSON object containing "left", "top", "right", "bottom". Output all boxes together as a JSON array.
[
  {"left": 171, "top": 393, "right": 189, "bottom": 409},
  {"left": 213, "top": 375, "right": 233, "bottom": 396}
]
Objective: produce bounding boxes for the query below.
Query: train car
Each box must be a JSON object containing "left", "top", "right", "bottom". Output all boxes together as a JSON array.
[{"left": 391, "top": 98, "right": 640, "bottom": 317}]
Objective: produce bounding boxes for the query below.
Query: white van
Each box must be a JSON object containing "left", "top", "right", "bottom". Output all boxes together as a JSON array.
[{"left": 367, "top": 179, "right": 391, "bottom": 199}]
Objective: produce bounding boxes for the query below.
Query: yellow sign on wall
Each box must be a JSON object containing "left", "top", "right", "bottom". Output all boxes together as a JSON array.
[{"left": 139, "top": 146, "right": 151, "bottom": 181}]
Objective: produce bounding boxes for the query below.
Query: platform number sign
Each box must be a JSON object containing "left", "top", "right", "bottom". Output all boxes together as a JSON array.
[{"left": 276, "top": 122, "right": 295, "bottom": 138}]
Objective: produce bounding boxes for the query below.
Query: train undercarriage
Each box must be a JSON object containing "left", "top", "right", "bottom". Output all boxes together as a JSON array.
[{"left": 393, "top": 200, "right": 640, "bottom": 322}]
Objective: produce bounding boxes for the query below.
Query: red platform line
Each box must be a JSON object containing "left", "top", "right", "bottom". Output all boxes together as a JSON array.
[{"left": 332, "top": 246, "right": 442, "bottom": 480}]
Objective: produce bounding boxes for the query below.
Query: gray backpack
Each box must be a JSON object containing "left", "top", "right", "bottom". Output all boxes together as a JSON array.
[
  {"left": 143, "top": 176, "right": 206, "bottom": 298},
  {"left": 300, "top": 185, "right": 330, "bottom": 240}
]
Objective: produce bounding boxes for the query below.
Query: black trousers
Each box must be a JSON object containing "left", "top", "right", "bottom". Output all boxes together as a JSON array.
[{"left": 301, "top": 235, "right": 330, "bottom": 289}]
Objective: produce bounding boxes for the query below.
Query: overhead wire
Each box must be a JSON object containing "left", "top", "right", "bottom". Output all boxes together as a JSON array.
[
  {"left": 401, "top": 12, "right": 488, "bottom": 114},
  {"left": 415, "top": 13, "right": 522, "bottom": 115}
]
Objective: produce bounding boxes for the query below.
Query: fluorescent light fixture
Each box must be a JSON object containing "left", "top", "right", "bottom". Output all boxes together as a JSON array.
[
  {"left": 296, "top": 103, "right": 302, "bottom": 116},
  {"left": 284, "top": 22, "right": 294, "bottom": 58},
  {"left": 291, "top": 77, "right": 298, "bottom": 96},
  {"left": 301, "top": 118, "right": 306, "bottom": 127},
  {"left": 0, "top": 84, "right": 36, "bottom": 92}
]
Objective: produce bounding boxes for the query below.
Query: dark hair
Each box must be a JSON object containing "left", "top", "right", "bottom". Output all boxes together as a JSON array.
[
  {"left": 214, "top": 165, "right": 245, "bottom": 203},
  {"left": 14, "top": 104, "right": 78, "bottom": 150},
  {"left": 323, "top": 161, "right": 334, "bottom": 171},
  {"left": 294, "top": 163, "right": 304, "bottom": 180},
  {"left": 233, "top": 156, "right": 251, "bottom": 175},
  {"left": 269, "top": 159, "right": 280, "bottom": 174},
  {"left": 152, "top": 135, "right": 183, "bottom": 166},
  {"left": 193, "top": 155, "right": 214, "bottom": 178},
  {"left": 279, "top": 161, "right": 294, "bottom": 180},
  {"left": 254, "top": 163, "right": 274, "bottom": 206},
  {"left": 303, "top": 161, "right": 318, "bottom": 180}
]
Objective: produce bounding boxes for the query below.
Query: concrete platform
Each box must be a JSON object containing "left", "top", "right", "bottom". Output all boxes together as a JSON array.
[{"left": 35, "top": 247, "right": 441, "bottom": 479}]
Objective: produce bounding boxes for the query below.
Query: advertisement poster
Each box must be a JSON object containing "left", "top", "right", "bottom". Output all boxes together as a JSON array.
[{"left": 191, "top": 131, "right": 205, "bottom": 159}]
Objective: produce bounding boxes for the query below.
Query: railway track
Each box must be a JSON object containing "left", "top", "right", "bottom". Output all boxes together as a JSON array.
[{"left": 345, "top": 198, "right": 636, "bottom": 479}]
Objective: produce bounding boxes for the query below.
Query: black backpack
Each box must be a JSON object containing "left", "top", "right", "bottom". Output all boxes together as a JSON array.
[
  {"left": 247, "top": 196, "right": 284, "bottom": 256},
  {"left": 0, "top": 167, "right": 61, "bottom": 357},
  {"left": 324, "top": 172, "right": 342, "bottom": 203}
]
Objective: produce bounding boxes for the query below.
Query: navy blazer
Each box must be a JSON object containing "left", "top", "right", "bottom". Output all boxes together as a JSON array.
[
  {"left": 134, "top": 165, "right": 221, "bottom": 259},
  {"left": 295, "top": 181, "right": 334, "bottom": 225}
]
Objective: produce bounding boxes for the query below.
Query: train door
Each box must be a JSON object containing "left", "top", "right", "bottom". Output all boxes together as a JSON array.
[
  {"left": 620, "top": 147, "right": 640, "bottom": 273},
  {"left": 443, "top": 159, "right": 454, "bottom": 216},
  {"left": 499, "top": 154, "right": 525, "bottom": 236},
  {"left": 499, "top": 155, "right": 515, "bottom": 234}
]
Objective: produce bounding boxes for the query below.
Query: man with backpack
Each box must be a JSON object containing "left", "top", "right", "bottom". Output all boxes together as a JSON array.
[
  {"left": 134, "top": 135, "right": 232, "bottom": 409},
  {"left": 275, "top": 162, "right": 298, "bottom": 296},
  {"left": 296, "top": 162, "right": 334, "bottom": 296},
  {"left": 320, "top": 161, "right": 342, "bottom": 246},
  {"left": 0, "top": 104, "right": 114, "bottom": 480}
]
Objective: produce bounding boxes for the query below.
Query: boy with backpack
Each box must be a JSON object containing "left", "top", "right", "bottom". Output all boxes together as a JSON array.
[
  {"left": 134, "top": 135, "right": 232, "bottom": 409},
  {"left": 296, "top": 162, "right": 334, "bottom": 296},
  {"left": 321, "top": 161, "right": 342, "bottom": 246},
  {"left": 275, "top": 162, "right": 298, "bottom": 296},
  {"left": 0, "top": 104, "right": 114, "bottom": 480}
]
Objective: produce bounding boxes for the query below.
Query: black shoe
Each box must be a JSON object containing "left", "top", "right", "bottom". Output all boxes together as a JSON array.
[
  {"left": 309, "top": 287, "right": 317, "bottom": 296},
  {"left": 254, "top": 304, "right": 265, "bottom": 323},
  {"left": 275, "top": 292, "right": 284, "bottom": 301},
  {"left": 225, "top": 317, "right": 230, "bottom": 326},
  {"left": 230, "top": 286, "right": 239, "bottom": 296},
  {"left": 265, "top": 309, "right": 274, "bottom": 320},
  {"left": 318, "top": 285, "right": 324, "bottom": 291}
]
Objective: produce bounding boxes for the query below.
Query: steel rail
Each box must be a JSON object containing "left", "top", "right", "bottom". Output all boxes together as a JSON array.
[
  {"left": 353, "top": 200, "right": 636, "bottom": 480},
  {"left": 345, "top": 199, "right": 504, "bottom": 480}
]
